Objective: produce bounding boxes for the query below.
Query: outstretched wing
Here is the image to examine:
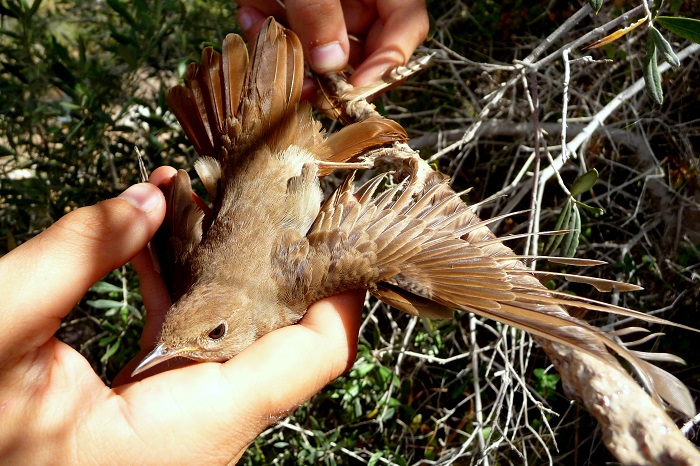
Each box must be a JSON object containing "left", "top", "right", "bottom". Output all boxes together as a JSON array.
[{"left": 289, "top": 170, "right": 695, "bottom": 417}]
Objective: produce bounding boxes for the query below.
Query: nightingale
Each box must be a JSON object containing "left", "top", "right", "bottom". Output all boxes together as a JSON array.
[{"left": 133, "top": 18, "right": 695, "bottom": 417}]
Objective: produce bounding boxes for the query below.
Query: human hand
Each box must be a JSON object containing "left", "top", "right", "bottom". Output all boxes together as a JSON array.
[
  {"left": 0, "top": 166, "right": 364, "bottom": 464},
  {"left": 235, "top": 0, "right": 429, "bottom": 91}
]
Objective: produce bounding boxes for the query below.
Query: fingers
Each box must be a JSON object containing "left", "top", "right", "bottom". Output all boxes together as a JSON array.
[
  {"left": 350, "top": 0, "right": 429, "bottom": 87},
  {"left": 115, "top": 290, "right": 365, "bottom": 463},
  {"left": 238, "top": 2, "right": 350, "bottom": 74},
  {"left": 221, "top": 290, "right": 365, "bottom": 439},
  {"left": 0, "top": 183, "right": 165, "bottom": 360},
  {"left": 130, "top": 247, "right": 171, "bottom": 347},
  {"left": 285, "top": 0, "right": 350, "bottom": 73}
]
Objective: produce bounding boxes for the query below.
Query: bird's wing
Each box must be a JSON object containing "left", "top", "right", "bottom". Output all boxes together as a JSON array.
[
  {"left": 152, "top": 170, "right": 208, "bottom": 301},
  {"left": 296, "top": 170, "right": 696, "bottom": 417}
]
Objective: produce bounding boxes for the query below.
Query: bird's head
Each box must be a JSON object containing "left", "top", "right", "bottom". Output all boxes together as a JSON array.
[{"left": 131, "top": 282, "right": 260, "bottom": 376}]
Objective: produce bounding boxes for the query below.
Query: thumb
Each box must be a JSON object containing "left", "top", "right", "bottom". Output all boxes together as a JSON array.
[{"left": 0, "top": 183, "right": 165, "bottom": 360}]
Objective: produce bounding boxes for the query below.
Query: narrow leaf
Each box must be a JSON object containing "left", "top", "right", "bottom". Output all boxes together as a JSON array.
[
  {"left": 649, "top": 26, "right": 680, "bottom": 67},
  {"left": 106, "top": 0, "right": 137, "bottom": 28},
  {"left": 86, "top": 299, "right": 123, "bottom": 309},
  {"left": 583, "top": 16, "right": 647, "bottom": 50},
  {"left": 643, "top": 38, "right": 664, "bottom": 104},
  {"left": 29, "top": 0, "right": 42, "bottom": 16},
  {"left": 90, "top": 281, "right": 123, "bottom": 294},
  {"left": 101, "top": 340, "right": 120, "bottom": 363},
  {"left": 575, "top": 200, "right": 605, "bottom": 216},
  {"left": 545, "top": 199, "right": 572, "bottom": 254},
  {"left": 656, "top": 16, "right": 700, "bottom": 44},
  {"left": 561, "top": 204, "right": 581, "bottom": 257}
]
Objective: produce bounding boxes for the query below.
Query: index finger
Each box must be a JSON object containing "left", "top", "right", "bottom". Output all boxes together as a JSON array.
[{"left": 349, "top": 0, "right": 429, "bottom": 88}]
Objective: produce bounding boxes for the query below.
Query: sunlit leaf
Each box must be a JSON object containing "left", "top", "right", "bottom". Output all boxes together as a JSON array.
[
  {"left": 583, "top": 16, "right": 647, "bottom": 50},
  {"left": 656, "top": 16, "right": 700, "bottom": 44},
  {"left": 86, "top": 298, "right": 123, "bottom": 309},
  {"left": 90, "top": 281, "right": 123, "bottom": 294},
  {"left": 101, "top": 340, "right": 120, "bottom": 362}
]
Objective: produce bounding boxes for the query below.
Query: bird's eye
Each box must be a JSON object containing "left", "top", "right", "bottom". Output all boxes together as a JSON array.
[{"left": 208, "top": 323, "right": 227, "bottom": 340}]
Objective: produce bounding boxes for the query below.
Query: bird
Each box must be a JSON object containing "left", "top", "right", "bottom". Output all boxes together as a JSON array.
[{"left": 132, "top": 17, "right": 695, "bottom": 418}]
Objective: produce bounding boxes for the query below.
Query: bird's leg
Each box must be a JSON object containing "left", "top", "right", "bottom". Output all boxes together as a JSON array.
[
  {"left": 316, "top": 159, "right": 375, "bottom": 172},
  {"left": 314, "top": 55, "right": 434, "bottom": 124}
]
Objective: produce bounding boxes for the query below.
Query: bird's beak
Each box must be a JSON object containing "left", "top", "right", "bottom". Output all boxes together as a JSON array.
[{"left": 131, "top": 343, "right": 192, "bottom": 377}]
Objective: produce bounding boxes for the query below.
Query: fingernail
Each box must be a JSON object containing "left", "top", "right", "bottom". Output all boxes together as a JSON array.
[
  {"left": 118, "top": 183, "right": 160, "bottom": 212},
  {"left": 238, "top": 10, "right": 253, "bottom": 32},
  {"left": 310, "top": 42, "right": 346, "bottom": 73}
]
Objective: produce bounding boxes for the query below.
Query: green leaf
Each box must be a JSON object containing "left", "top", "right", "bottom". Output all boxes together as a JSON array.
[
  {"left": 574, "top": 199, "right": 605, "bottom": 216},
  {"left": 570, "top": 168, "right": 599, "bottom": 196},
  {"left": 533, "top": 368, "right": 560, "bottom": 399},
  {"left": 368, "top": 452, "right": 384, "bottom": 466},
  {"left": 99, "top": 335, "right": 116, "bottom": 346},
  {"left": 589, "top": 0, "right": 603, "bottom": 14},
  {"left": 560, "top": 204, "right": 581, "bottom": 257},
  {"left": 649, "top": 25, "right": 680, "bottom": 67},
  {"left": 86, "top": 299, "right": 123, "bottom": 309},
  {"left": 656, "top": 16, "right": 700, "bottom": 44},
  {"left": 545, "top": 199, "right": 571, "bottom": 254},
  {"left": 378, "top": 365, "right": 393, "bottom": 382},
  {"left": 643, "top": 37, "right": 664, "bottom": 105},
  {"left": 90, "top": 281, "right": 123, "bottom": 294},
  {"left": 28, "top": 0, "right": 42, "bottom": 16},
  {"left": 101, "top": 340, "right": 120, "bottom": 362},
  {"left": 355, "top": 362, "right": 375, "bottom": 377}
]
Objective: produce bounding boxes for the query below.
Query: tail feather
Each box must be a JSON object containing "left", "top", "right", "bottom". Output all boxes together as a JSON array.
[
  {"left": 240, "top": 17, "right": 303, "bottom": 135},
  {"left": 221, "top": 33, "right": 248, "bottom": 120},
  {"left": 167, "top": 18, "right": 407, "bottom": 179}
]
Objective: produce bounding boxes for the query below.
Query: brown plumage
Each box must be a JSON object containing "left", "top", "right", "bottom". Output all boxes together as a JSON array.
[{"left": 134, "top": 18, "right": 695, "bottom": 418}]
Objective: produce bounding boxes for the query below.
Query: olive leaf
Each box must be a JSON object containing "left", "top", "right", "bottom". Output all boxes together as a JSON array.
[
  {"left": 655, "top": 16, "right": 700, "bottom": 44},
  {"left": 570, "top": 168, "right": 599, "bottom": 197},
  {"left": 643, "top": 35, "right": 663, "bottom": 104},
  {"left": 546, "top": 198, "right": 572, "bottom": 255},
  {"left": 649, "top": 25, "right": 680, "bottom": 67},
  {"left": 546, "top": 170, "right": 600, "bottom": 257},
  {"left": 589, "top": 0, "right": 604, "bottom": 15}
]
